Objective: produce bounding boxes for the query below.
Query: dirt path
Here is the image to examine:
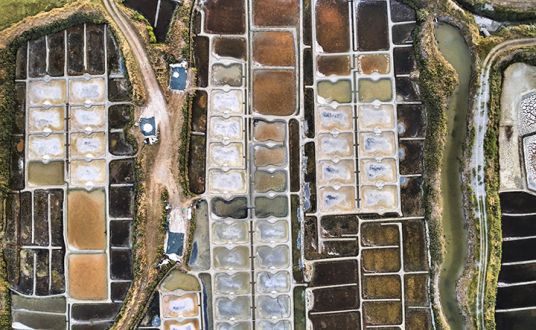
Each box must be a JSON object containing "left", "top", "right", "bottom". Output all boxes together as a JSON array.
[
  {"left": 103, "top": 0, "right": 184, "bottom": 207},
  {"left": 103, "top": 0, "right": 190, "bottom": 328}
]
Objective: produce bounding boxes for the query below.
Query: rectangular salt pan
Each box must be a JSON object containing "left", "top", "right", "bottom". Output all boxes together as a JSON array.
[
  {"left": 208, "top": 169, "right": 247, "bottom": 194},
  {"left": 360, "top": 185, "right": 399, "bottom": 214},
  {"left": 208, "top": 143, "right": 244, "bottom": 168},
  {"left": 215, "top": 296, "right": 251, "bottom": 320},
  {"left": 28, "top": 134, "right": 65, "bottom": 160},
  {"left": 359, "top": 132, "right": 396, "bottom": 158},
  {"left": 358, "top": 104, "right": 395, "bottom": 130},
  {"left": 212, "top": 221, "right": 249, "bottom": 244},
  {"left": 318, "top": 133, "right": 354, "bottom": 158},
  {"left": 28, "top": 80, "right": 66, "bottom": 106},
  {"left": 214, "top": 272, "right": 250, "bottom": 295},
  {"left": 256, "top": 271, "right": 290, "bottom": 293},
  {"left": 256, "top": 295, "right": 291, "bottom": 319},
  {"left": 316, "top": 106, "right": 353, "bottom": 132},
  {"left": 28, "top": 107, "right": 65, "bottom": 133},
  {"left": 317, "top": 160, "right": 355, "bottom": 185},
  {"left": 213, "top": 246, "right": 250, "bottom": 270},
  {"left": 211, "top": 89, "right": 243, "bottom": 114},
  {"left": 359, "top": 159, "right": 397, "bottom": 185},
  {"left": 255, "top": 245, "right": 290, "bottom": 269},
  {"left": 70, "top": 133, "right": 106, "bottom": 158},
  {"left": 70, "top": 106, "right": 106, "bottom": 131},
  {"left": 69, "top": 78, "right": 106, "bottom": 104},
  {"left": 318, "top": 186, "right": 356, "bottom": 213},
  {"left": 209, "top": 117, "right": 243, "bottom": 141},
  {"left": 254, "top": 220, "right": 289, "bottom": 243}
]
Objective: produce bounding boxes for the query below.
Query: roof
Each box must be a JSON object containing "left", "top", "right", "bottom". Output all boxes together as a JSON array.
[
  {"left": 169, "top": 62, "right": 188, "bottom": 91},
  {"left": 166, "top": 232, "right": 184, "bottom": 256},
  {"left": 139, "top": 117, "right": 156, "bottom": 137}
]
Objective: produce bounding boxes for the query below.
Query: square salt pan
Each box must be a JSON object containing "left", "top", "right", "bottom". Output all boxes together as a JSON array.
[
  {"left": 358, "top": 104, "right": 395, "bottom": 130},
  {"left": 69, "top": 78, "right": 106, "bottom": 104},
  {"left": 318, "top": 133, "right": 354, "bottom": 158},
  {"left": 359, "top": 158, "right": 398, "bottom": 185},
  {"left": 70, "top": 132, "right": 106, "bottom": 159},
  {"left": 208, "top": 143, "right": 244, "bottom": 168},
  {"left": 28, "top": 80, "right": 66, "bottom": 106},
  {"left": 208, "top": 169, "right": 247, "bottom": 194},
  {"left": 317, "top": 160, "right": 355, "bottom": 186},
  {"left": 360, "top": 185, "right": 399, "bottom": 214},
  {"left": 318, "top": 186, "right": 356, "bottom": 213},
  {"left": 28, "top": 134, "right": 65, "bottom": 160},
  {"left": 209, "top": 117, "right": 243, "bottom": 142},
  {"left": 316, "top": 106, "right": 353, "bottom": 132},
  {"left": 69, "top": 159, "right": 107, "bottom": 187},
  {"left": 70, "top": 106, "right": 106, "bottom": 131},
  {"left": 28, "top": 107, "right": 65, "bottom": 133},
  {"left": 211, "top": 89, "right": 243, "bottom": 114},
  {"left": 359, "top": 132, "right": 396, "bottom": 158}
]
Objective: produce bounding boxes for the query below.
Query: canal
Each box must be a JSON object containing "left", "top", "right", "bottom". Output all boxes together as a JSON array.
[{"left": 435, "top": 22, "right": 472, "bottom": 329}]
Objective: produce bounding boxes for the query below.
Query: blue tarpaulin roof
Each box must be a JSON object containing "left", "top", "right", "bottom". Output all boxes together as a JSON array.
[
  {"left": 170, "top": 64, "right": 187, "bottom": 91},
  {"left": 140, "top": 117, "right": 156, "bottom": 136},
  {"left": 166, "top": 232, "right": 184, "bottom": 256}
]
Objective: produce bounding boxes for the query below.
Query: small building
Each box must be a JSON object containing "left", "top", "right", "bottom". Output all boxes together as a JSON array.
[
  {"left": 169, "top": 61, "right": 188, "bottom": 91},
  {"left": 140, "top": 116, "right": 158, "bottom": 144}
]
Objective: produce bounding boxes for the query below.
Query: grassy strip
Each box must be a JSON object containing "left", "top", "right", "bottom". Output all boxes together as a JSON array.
[
  {"left": 481, "top": 48, "right": 536, "bottom": 329},
  {"left": 454, "top": 0, "right": 536, "bottom": 22},
  {"left": 130, "top": 11, "right": 157, "bottom": 44},
  {"left": 178, "top": 95, "right": 193, "bottom": 197},
  {"left": 0, "top": 0, "right": 75, "bottom": 30},
  {"left": 177, "top": 0, "right": 196, "bottom": 197}
]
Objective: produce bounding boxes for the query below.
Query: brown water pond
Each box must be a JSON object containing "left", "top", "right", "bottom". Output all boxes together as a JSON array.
[
  {"left": 315, "top": 0, "right": 350, "bottom": 53},
  {"left": 253, "top": 0, "right": 299, "bottom": 26},
  {"left": 203, "top": 0, "right": 245, "bottom": 34},
  {"left": 253, "top": 70, "right": 296, "bottom": 116}
]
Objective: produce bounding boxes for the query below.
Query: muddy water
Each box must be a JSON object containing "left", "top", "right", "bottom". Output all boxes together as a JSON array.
[
  {"left": 435, "top": 23, "right": 471, "bottom": 329},
  {"left": 358, "top": 79, "right": 392, "bottom": 102},
  {"left": 317, "top": 80, "right": 352, "bottom": 103},
  {"left": 28, "top": 161, "right": 64, "bottom": 186}
]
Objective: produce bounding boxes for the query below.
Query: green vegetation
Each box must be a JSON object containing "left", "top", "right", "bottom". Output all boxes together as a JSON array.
[
  {"left": 482, "top": 62, "right": 502, "bottom": 330},
  {"left": 130, "top": 11, "right": 157, "bottom": 44},
  {"left": 0, "top": 0, "right": 75, "bottom": 30},
  {"left": 454, "top": 0, "right": 536, "bottom": 22},
  {"left": 177, "top": 0, "right": 196, "bottom": 196},
  {"left": 0, "top": 10, "right": 107, "bottom": 328},
  {"left": 414, "top": 18, "right": 458, "bottom": 329},
  {"left": 178, "top": 95, "right": 193, "bottom": 197},
  {"left": 176, "top": 3, "right": 193, "bottom": 59},
  {"left": 481, "top": 48, "right": 536, "bottom": 329}
]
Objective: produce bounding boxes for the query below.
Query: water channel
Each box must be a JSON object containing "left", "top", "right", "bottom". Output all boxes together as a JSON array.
[{"left": 435, "top": 23, "right": 472, "bottom": 329}]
